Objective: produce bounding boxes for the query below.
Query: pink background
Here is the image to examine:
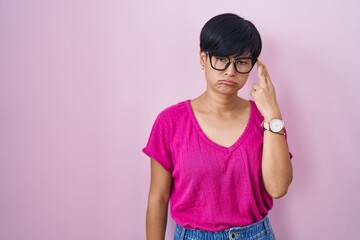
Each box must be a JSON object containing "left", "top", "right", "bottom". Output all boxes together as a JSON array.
[{"left": 1, "top": 0, "right": 359, "bottom": 239}]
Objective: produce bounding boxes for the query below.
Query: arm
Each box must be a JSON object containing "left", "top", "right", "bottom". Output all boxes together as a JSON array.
[
  {"left": 261, "top": 113, "right": 293, "bottom": 199},
  {"left": 146, "top": 158, "right": 172, "bottom": 240},
  {"left": 250, "top": 59, "right": 293, "bottom": 199}
]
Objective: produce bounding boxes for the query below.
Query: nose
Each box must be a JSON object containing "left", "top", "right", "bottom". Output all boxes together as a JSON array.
[{"left": 225, "top": 60, "right": 236, "bottom": 76}]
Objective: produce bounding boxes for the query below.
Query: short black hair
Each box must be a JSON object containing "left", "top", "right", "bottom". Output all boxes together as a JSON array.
[{"left": 200, "top": 13, "right": 262, "bottom": 58}]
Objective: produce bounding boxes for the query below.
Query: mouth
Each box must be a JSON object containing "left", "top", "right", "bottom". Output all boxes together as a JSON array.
[{"left": 218, "top": 80, "right": 237, "bottom": 86}]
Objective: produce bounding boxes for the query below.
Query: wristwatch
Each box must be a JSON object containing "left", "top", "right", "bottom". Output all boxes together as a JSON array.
[{"left": 261, "top": 119, "right": 286, "bottom": 135}]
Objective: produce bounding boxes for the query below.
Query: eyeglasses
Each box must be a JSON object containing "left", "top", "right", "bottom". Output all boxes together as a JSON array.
[{"left": 207, "top": 52, "right": 258, "bottom": 74}]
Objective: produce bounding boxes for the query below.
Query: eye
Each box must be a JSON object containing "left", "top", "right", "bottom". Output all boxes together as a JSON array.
[
  {"left": 215, "top": 57, "right": 227, "bottom": 62},
  {"left": 236, "top": 59, "right": 250, "bottom": 65}
]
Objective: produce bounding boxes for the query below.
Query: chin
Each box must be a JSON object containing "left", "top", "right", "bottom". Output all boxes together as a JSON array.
[{"left": 216, "top": 86, "right": 239, "bottom": 95}]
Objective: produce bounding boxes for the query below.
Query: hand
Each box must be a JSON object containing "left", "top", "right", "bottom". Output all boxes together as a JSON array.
[{"left": 250, "top": 59, "right": 282, "bottom": 122}]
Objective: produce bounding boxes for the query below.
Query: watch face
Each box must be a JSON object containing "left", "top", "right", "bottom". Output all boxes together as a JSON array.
[{"left": 270, "top": 119, "right": 284, "bottom": 132}]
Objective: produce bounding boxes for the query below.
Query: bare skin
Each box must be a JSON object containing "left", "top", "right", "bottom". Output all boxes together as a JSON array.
[
  {"left": 145, "top": 52, "right": 293, "bottom": 240},
  {"left": 146, "top": 159, "right": 172, "bottom": 240}
]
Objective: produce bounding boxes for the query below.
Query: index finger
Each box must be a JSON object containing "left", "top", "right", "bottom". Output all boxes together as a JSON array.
[
  {"left": 257, "top": 59, "right": 271, "bottom": 83},
  {"left": 257, "top": 59, "right": 268, "bottom": 84}
]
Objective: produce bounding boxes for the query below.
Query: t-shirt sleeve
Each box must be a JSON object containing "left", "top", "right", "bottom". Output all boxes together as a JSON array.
[{"left": 142, "top": 112, "right": 173, "bottom": 172}]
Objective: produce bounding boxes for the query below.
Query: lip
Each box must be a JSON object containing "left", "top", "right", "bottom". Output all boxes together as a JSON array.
[{"left": 218, "top": 80, "right": 237, "bottom": 86}]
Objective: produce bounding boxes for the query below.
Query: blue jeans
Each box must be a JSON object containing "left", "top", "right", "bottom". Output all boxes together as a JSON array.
[{"left": 174, "top": 216, "right": 276, "bottom": 240}]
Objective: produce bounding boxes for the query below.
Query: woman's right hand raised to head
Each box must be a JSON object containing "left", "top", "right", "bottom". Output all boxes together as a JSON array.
[{"left": 250, "top": 59, "right": 283, "bottom": 122}]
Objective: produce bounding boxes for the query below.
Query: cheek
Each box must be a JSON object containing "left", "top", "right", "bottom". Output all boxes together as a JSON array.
[
  {"left": 238, "top": 74, "right": 250, "bottom": 83},
  {"left": 204, "top": 68, "right": 217, "bottom": 82},
  {"left": 235, "top": 75, "right": 250, "bottom": 88},
  {"left": 204, "top": 71, "right": 213, "bottom": 83}
]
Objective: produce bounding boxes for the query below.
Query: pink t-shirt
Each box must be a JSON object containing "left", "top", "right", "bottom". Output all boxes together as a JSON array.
[{"left": 142, "top": 99, "right": 293, "bottom": 231}]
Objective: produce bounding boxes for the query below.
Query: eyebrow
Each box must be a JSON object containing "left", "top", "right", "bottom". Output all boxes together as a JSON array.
[
  {"left": 228, "top": 55, "right": 253, "bottom": 59},
  {"left": 233, "top": 53, "right": 252, "bottom": 58}
]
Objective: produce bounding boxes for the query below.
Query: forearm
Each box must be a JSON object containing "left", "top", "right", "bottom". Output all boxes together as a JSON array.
[
  {"left": 251, "top": 60, "right": 293, "bottom": 198},
  {"left": 262, "top": 116, "right": 293, "bottom": 198},
  {"left": 146, "top": 198, "right": 169, "bottom": 240}
]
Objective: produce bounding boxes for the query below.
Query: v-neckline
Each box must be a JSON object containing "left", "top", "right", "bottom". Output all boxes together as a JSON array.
[{"left": 185, "top": 99, "right": 255, "bottom": 153}]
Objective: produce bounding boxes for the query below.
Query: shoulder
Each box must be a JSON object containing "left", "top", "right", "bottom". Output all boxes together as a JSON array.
[
  {"left": 148, "top": 100, "right": 190, "bottom": 140},
  {"left": 150, "top": 100, "right": 190, "bottom": 130},
  {"left": 156, "top": 100, "right": 189, "bottom": 121}
]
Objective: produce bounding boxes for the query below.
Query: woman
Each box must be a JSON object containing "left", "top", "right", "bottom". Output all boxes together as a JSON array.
[{"left": 143, "top": 13, "right": 293, "bottom": 240}]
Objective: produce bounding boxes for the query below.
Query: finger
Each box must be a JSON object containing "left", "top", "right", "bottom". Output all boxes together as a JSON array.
[
  {"left": 258, "top": 59, "right": 272, "bottom": 85},
  {"left": 258, "top": 60, "right": 269, "bottom": 78},
  {"left": 266, "top": 74, "right": 273, "bottom": 87},
  {"left": 257, "top": 59, "right": 268, "bottom": 84},
  {"left": 252, "top": 83, "right": 260, "bottom": 91},
  {"left": 250, "top": 89, "right": 256, "bottom": 97},
  {"left": 263, "top": 67, "right": 272, "bottom": 84}
]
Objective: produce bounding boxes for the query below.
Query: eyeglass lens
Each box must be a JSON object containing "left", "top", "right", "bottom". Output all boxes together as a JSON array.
[{"left": 210, "top": 55, "right": 255, "bottom": 73}]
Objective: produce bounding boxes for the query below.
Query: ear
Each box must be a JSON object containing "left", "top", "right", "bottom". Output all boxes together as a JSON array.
[{"left": 199, "top": 51, "right": 207, "bottom": 68}]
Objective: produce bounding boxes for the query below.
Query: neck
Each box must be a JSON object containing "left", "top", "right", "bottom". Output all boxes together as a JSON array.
[{"left": 200, "top": 90, "right": 241, "bottom": 115}]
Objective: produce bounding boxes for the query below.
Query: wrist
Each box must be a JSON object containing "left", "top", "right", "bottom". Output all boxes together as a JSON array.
[
  {"left": 262, "top": 117, "right": 285, "bottom": 134},
  {"left": 264, "top": 128, "right": 286, "bottom": 136}
]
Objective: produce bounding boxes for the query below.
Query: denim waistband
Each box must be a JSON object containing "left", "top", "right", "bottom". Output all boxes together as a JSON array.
[{"left": 175, "top": 216, "right": 273, "bottom": 240}]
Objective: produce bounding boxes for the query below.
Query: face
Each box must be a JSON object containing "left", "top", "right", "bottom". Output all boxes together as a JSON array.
[{"left": 200, "top": 51, "right": 253, "bottom": 96}]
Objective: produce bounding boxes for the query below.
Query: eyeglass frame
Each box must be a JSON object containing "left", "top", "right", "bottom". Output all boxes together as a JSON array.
[{"left": 206, "top": 51, "right": 258, "bottom": 74}]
